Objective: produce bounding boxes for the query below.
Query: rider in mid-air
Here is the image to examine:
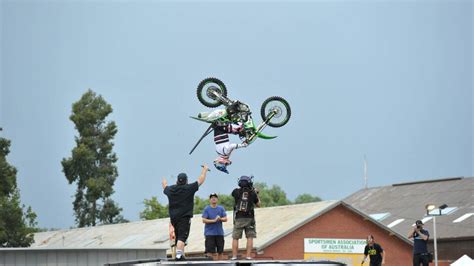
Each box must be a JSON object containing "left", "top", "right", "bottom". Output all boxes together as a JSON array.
[
  {"left": 213, "top": 121, "right": 248, "bottom": 174},
  {"left": 212, "top": 101, "right": 249, "bottom": 173},
  {"left": 192, "top": 78, "right": 291, "bottom": 174}
]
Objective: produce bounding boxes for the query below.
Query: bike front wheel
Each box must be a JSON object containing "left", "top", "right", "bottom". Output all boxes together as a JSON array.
[{"left": 260, "top": 96, "right": 291, "bottom": 128}]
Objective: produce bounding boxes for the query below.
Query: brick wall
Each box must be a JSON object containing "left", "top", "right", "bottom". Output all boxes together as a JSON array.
[{"left": 257, "top": 204, "right": 413, "bottom": 266}]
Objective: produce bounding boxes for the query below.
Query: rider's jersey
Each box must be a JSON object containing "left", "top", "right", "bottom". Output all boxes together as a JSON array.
[
  {"left": 213, "top": 122, "right": 242, "bottom": 144},
  {"left": 213, "top": 124, "right": 231, "bottom": 144}
]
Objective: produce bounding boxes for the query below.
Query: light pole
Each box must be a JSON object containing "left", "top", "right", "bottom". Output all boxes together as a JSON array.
[{"left": 425, "top": 203, "right": 448, "bottom": 266}]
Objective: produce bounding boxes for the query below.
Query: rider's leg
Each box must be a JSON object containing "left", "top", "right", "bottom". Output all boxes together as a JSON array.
[{"left": 213, "top": 142, "right": 248, "bottom": 173}]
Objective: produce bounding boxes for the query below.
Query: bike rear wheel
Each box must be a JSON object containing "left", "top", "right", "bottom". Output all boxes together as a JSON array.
[
  {"left": 196, "top": 77, "right": 228, "bottom": 108},
  {"left": 260, "top": 96, "right": 291, "bottom": 128}
]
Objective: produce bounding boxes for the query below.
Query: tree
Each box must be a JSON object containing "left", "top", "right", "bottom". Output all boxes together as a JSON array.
[
  {"left": 140, "top": 182, "right": 323, "bottom": 220},
  {"left": 140, "top": 197, "right": 169, "bottom": 220},
  {"left": 193, "top": 196, "right": 208, "bottom": 215},
  {"left": 294, "top": 193, "right": 322, "bottom": 204},
  {"left": 0, "top": 137, "right": 38, "bottom": 247},
  {"left": 62, "top": 90, "right": 124, "bottom": 227},
  {"left": 254, "top": 182, "right": 291, "bottom": 207}
]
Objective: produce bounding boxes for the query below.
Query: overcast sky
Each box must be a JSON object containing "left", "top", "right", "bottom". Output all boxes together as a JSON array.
[{"left": 1, "top": 0, "right": 472, "bottom": 229}]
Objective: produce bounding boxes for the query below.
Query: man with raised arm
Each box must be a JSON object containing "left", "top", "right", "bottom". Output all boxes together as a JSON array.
[{"left": 162, "top": 164, "right": 209, "bottom": 261}]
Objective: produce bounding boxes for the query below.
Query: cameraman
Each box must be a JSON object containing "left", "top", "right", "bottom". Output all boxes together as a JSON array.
[
  {"left": 408, "top": 220, "right": 430, "bottom": 266},
  {"left": 231, "top": 175, "right": 260, "bottom": 260}
]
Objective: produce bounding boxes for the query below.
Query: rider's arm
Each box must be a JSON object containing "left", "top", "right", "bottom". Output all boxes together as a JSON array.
[{"left": 226, "top": 122, "right": 243, "bottom": 134}]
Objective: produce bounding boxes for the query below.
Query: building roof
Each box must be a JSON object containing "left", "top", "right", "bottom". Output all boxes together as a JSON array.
[
  {"left": 344, "top": 176, "right": 474, "bottom": 240},
  {"left": 30, "top": 200, "right": 411, "bottom": 254},
  {"left": 32, "top": 218, "right": 171, "bottom": 250}
]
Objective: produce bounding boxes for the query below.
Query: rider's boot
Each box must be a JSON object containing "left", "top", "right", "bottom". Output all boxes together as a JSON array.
[
  {"left": 213, "top": 161, "right": 229, "bottom": 174},
  {"left": 213, "top": 156, "right": 231, "bottom": 174}
]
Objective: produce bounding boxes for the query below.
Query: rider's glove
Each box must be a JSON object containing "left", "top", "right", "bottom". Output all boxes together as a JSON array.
[{"left": 237, "top": 143, "right": 248, "bottom": 149}]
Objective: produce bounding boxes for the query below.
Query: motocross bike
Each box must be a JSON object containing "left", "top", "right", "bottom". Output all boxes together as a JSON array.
[{"left": 189, "top": 77, "right": 291, "bottom": 155}]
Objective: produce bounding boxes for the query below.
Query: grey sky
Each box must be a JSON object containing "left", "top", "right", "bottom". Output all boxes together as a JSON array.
[{"left": 1, "top": 1, "right": 472, "bottom": 229}]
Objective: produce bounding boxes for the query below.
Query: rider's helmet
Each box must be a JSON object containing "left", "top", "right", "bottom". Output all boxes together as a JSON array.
[{"left": 238, "top": 175, "right": 253, "bottom": 188}]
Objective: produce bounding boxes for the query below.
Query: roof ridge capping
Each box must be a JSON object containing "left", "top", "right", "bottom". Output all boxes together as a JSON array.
[{"left": 392, "top": 177, "right": 464, "bottom": 187}]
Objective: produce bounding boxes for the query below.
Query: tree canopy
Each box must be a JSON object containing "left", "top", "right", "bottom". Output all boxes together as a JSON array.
[
  {"left": 62, "top": 90, "right": 126, "bottom": 227},
  {"left": 0, "top": 137, "right": 38, "bottom": 247},
  {"left": 141, "top": 182, "right": 321, "bottom": 220}
]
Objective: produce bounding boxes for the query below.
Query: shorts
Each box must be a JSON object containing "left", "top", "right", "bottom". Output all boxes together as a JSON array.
[
  {"left": 171, "top": 217, "right": 191, "bottom": 244},
  {"left": 232, "top": 218, "right": 256, "bottom": 239},
  {"left": 205, "top": 235, "right": 225, "bottom": 254}
]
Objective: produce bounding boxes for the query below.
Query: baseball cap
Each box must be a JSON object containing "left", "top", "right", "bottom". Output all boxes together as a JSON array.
[
  {"left": 209, "top": 193, "right": 218, "bottom": 199},
  {"left": 177, "top": 173, "right": 188, "bottom": 185},
  {"left": 415, "top": 220, "right": 424, "bottom": 225}
]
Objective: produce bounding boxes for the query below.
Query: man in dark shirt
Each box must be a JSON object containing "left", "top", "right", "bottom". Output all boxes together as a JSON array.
[
  {"left": 361, "top": 235, "right": 385, "bottom": 266},
  {"left": 231, "top": 176, "right": 260, "bottom": 260},
  {"left": 162, "top": 164, "right": 208, "bottom": 260},
  {"left": 408, "top": 220, "right": 430, "bottom": 266}
]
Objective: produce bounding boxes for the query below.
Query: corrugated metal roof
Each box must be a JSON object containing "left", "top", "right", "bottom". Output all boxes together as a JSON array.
[
  {"left": 31, "top": 201, "right": 339, "bottom": 253},
  {"left": 344, "top": 176, "right": 474, "bottom": 240},
  {"left": 30, "top": 199, "right": 411, "bottom": 255},
  {"left": 32, "top": 218, "right": 171, "bottom": 249}
]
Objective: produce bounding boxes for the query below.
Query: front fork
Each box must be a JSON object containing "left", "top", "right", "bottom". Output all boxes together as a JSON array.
[
  {"left": 245, "top": 110, "right": 277, "bottom": 144},
  {"left": 209, "top": 90, "right": 233, "bottom": 106}
]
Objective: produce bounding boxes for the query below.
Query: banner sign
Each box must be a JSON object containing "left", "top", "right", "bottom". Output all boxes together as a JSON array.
[{"left": 304, "top": 238, "right": 366, "bottom": 254}]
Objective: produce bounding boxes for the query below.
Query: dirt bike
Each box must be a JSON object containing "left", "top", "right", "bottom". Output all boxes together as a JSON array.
[{"left": 189, "top": 77, "right": 291, "bottom": 155}]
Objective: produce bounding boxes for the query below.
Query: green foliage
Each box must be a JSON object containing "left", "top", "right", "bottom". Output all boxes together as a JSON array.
[
  {"left": 294, "top": 193, "right": 322, "bottom": 204},
  {"left": 193, "top": 196, "right": 208, "bottom": 215},
  {"left": 62, "top": 90, "right": 124, "bottom": 227},
  {"left": 0, "top": 137, "right": 38, "bottom": 247},
  {"left": 100, "top": 198, "right": 129, "bottom": 224},
  {"left": 0, "top": 138, "right": 16, "bottom": 197},
  {"left": 253, "top": 182, "right": 291, "bottom": 207},
  {"left": 212, "top": 194, "right": 235, "bottom": 212},
  {"left": 140, "top": 197, "right": 169, "bottom": 220},
  {"left": 141, "top": 182, "right": 322, "bottom": 220}
]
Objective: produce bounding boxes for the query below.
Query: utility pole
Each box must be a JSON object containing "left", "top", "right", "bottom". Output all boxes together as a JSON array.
[{"left": 426, "top": 204, "right": 448, "bottom": 266}]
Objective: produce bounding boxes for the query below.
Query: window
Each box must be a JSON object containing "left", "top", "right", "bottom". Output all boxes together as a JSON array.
[
  {"left": 387, "top": 219, "right": 405, "bottom": 228},
  {"left": 369, "top": 212, "right": 390, "bottom": 221},
  {"left": 453, "top": 213, "right": 474, "bottom": 223},
  {"left": 428, "top": 207, "right": 458, "bottom": 216}
]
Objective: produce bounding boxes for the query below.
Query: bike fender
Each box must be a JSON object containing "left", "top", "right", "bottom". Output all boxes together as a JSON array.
[
  {"left": 257, "top": 132, "right": 277, "bottom": 139},
  {"left": 189, "top": 116, "right": 212, "bottom": 123}
]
